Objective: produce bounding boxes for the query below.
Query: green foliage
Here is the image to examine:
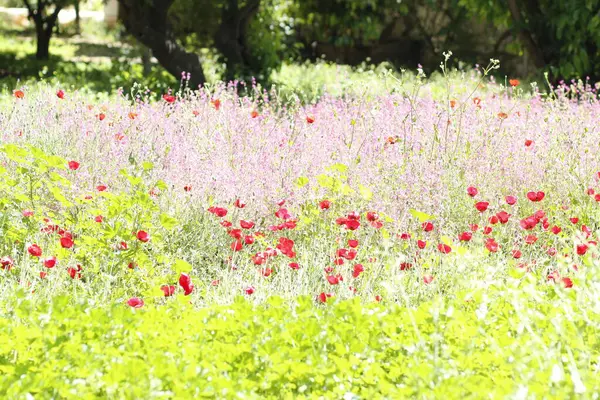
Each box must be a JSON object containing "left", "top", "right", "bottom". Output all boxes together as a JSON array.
[
  {"left": 290, "top": 0, "right": 406, "bottom": 47},
  {"left": 460, "top": 0, "right": 600, "bottom": 79},
  {"left": 1, "top": 285, "right": 599, "bottom": 398},
  {"left": 0, "top": 144, "right": 184, "bottom": 300}
]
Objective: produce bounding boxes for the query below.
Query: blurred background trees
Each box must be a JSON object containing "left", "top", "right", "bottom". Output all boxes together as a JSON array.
[{"left": 1, "top": 0, "right": 599, "bottom": 91}]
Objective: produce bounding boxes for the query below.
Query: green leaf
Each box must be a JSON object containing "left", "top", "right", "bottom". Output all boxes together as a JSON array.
[
  {"left": 142, "top": 161, "right": 154, "bottom": 171},
  {"left": 409, "top": 209, "right": 436, "bottom": 222},
  {"left": 173, "top": 259, "right": 192, "bottom": 273},
  {"left": 294, "top": 176, "right": 309, "bottom": 188},
  {"left": 358, "top": 184, "right": 373, "bottom": 201},
  {"left": 160, "top": 213, "right": 179, "bottom": 230},
  {"left": 326, "top": 163, "right": 348, "bottom": 173},
  {"left": 316, "top": 174, "right": 334, "bottom": 188}
]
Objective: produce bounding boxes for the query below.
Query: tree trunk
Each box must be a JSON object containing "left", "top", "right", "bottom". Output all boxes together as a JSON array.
[
  {"left": 117, "top": 0, "right": 206, "bottom": 88},
  {"left": 506, "top": 0, "right": 546, "bottom": 69},
  {"left": 75, "top": 1, "right": 81, "bottom": 35},
  {"left": 142, "top": 46, "right": 152, "bottom": 76},
  {"left": 35, "top": 25, "right": 51, "bottom": 60},
  {"left": 214, "top": 0, "right": 260, "bottom": 82}
]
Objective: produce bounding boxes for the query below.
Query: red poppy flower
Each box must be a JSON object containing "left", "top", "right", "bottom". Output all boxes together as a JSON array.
[
  {"left": 400, "top": 233, "right": 411, "bottom": 240},
  {"left": 128, "top": 112, "right": 137, "bottom": 120},
  {"left": 245, "top": 286, "right": 255, "bottom": 295},
  {"left": 326, "top": 275, "right": 342, "bottom": 285},
  {"left": 40, "top": 271, "right": 47, "bottom": 279},
  {"left": 582, "top": 225, "right": 592, "bottom": 237},
  {"left": 512, "top": 249, "right": 522, "bottom": 259},
  {"left": 261, "top": 267, "right": 273, "bottom": 277},
  {"left": 366, "top": 211, "right": 379, "bottom": 222},
  {"left": 97, "top": 113, "right": 106, "bottom": 121},
  {"left": 68, "top": 264, "right": 82, "bottom": 279},
  {"left": 56, "top": 90, "right": 65, "bottom": 99},
  {"left": 228, "top": 229, "right": 242, "bottom": 239},
  {"left": 458, "top": 232, "right": 472, "bottom": 242},
  {"left": 178, "top": 273, "right": 194, "bottom": 295},
  {"left": 289, "top": 262, "right": 300, "bottom": 270},
  {"left": 95, "top": 215, "right": 103, "bottom": 223},
  {"left": 42, "top": 256, "right": 57, "bottom": 268},
  {"left": 570, "top": 217, "right": 579, "bottom": 224},
  {"left": 483, "top": 226, "right": 493, "bottom": 235},
  {"left": 240, "top": 220, "right": 255, "bottom": 229},
  {"left": 352, "top": 264, "right": 364, "bottom": 278},
  {"left": 276, "top": 237, "right": 295, "bottom": 258},
  {"left": 22, "top": 209, "right": 33, "bottom": 217},
  {"left": 1, "top": 256, "right": 14, "bottom": 270},
  {"left": 161, "top": 285, "right": 176, "bottom": 297},
  {"left": 400, "top": 262, "right": 413, "bottom": 271},
  {"left": 96, "top": 185, "right": 107, "bottom": 192},
  {"left": 317, "top": 292, "right": 332, "bottom": 303},
  {"left": 423, "top": 275, "right": 434, "bottom": 284},
  {"left": 497, "top": 112, "right": 508, "bottom": 119},
  {"left": 485, "top": 238, "right": 499, "bottom": 252},
  {"left": 234, "top": 199, "right": 246, "bottom": 208},
  {"left": 526, "top": 191, "right": 545, "bottom": 202},
  {"left": 344, "top": 220, "right": 361, "bottom": 230},
  {"left": 231, "top": 240, "right": 243, "bottom": 251},
  {"left": 162, "top": 94, "right": 176, "bottom": 103},
  {"left": 509, "top": 79, "right": 520, "bottom": 87},
  {"left": 475, "top": 201, "right": 489, "bottom": 212},
  {"left": 127, "top": 297, "right": 144, "bottom": 308},
  {"left": 519, "top": 217, "right": 538, "bottom": 230},
  {"left": 467, "top": 186, "right": 478, "bottom": 197},
  {"left": 524, "top": 235, "right": 538, "bottom": 245},
  {"left": 306, "top": 115, "right": 315, "bottom": 124},
  {"left": 211, "top": 99, "right": 221, "bottom": 110},
  {"left": 496, "top": 211, "right": 511, "bottom": 224},
  {"left": 275, "top": 208, "right": 291, "bottom": 220},
  {"left": 244, "top": 235, "right": 254, "bottom": 245},
  {"left": 28, "top": 244, "right": 42, "bottom": 257},
  {"left": 184, "top": 185, "right": 192, "bottom": 192},
  {"left": 209, "top": 207, "right": 228, "bottom": 217},
  {"left": 13, "top": 90, "right": 24, "bottom": 99},
  {"left": 505, "top": 196, "right": 517, "bottom": 205},
  {"left": 470, "top": 224, "right": 479, "bottom": 231},
  {"left": 60, "top": 236, "right": 74, "bottom": 248},
  {"left": 251, "top": 110, "right": 259, "bottom": 118},
  {"left": 551, "top": 226, "right": 562, "bottom": 234},
  {"left": 67, "top": 160, "right": 80, "bottom": 171},
  {"left": 417, "top": 239, "right": 427, "bottom": 249},
  {"left": 319, "top": 200, "right": 331, "bottom": 210},
  {"left": 489, "top": 215, "right": 499, "bottom": 225},
  {"left": 422, "top": 221, "right": 434, "bottom": 232},
  {"left": 136, "top": 230, "right": 150, "bottom": 243},
  {"left": 438, "top": 243, "right": 452, "bottom": 254},
  {"left": 562, "top": 277, "right": 573, "bottom": 288},
  {"left": 576, "top": 244, "right": 588, "bottom": 255},
  {"left": 348, "top": 239, "right": 359, "bottom": 248}
]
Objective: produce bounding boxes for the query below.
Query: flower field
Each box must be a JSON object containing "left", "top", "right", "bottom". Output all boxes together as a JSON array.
[{"left": 2, "top": 70, "right": 600, "bottom": 398}]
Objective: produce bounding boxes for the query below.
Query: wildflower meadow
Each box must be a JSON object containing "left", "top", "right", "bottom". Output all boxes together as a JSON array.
[{"left": 2, "top": 63, "right": 600, "bottom": 398}]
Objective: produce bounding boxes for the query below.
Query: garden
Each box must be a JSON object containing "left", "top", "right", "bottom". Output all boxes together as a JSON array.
[{"left": 2, "top": 0, "right": 600, "bottom": 398}]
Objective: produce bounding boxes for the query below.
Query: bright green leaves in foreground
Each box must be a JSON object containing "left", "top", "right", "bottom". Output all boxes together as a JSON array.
[{"left": 1, "top": 286, "right": 599, "bottom": 399}]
